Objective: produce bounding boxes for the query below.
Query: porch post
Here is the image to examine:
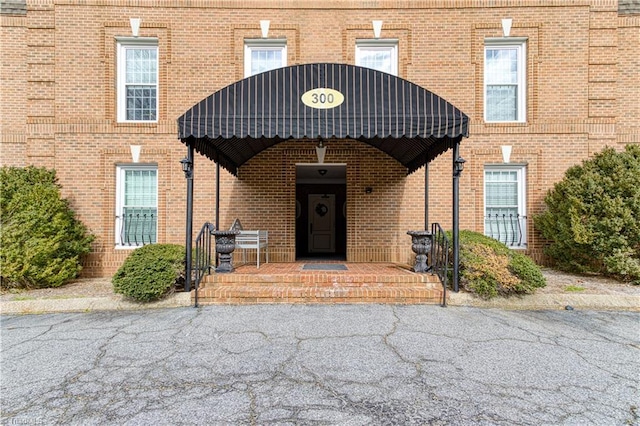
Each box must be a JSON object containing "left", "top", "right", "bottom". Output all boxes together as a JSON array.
[
  {"left": 215, "top": 163, "right": 220, "bottom": 267},
  {"left": 452, "top": 142, "right": 464, "bottom": 293},
  {"left": 424, "top": 163, "right": 429, "bottom": 230},
  {"left": 216, "top": 163, "right": 220, "bottom": 231},
  {"left": 182, "top": 145, "right": 195, "bottom": 292}
]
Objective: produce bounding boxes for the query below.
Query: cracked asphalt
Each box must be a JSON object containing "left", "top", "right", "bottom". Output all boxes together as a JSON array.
[{"left": 1, "top": 305, "right": 639, "bottom": 425}]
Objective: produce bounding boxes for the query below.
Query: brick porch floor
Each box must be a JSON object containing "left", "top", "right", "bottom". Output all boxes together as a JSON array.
[{"left": 193, "top": 262, "right": 445, "bottom": 305}]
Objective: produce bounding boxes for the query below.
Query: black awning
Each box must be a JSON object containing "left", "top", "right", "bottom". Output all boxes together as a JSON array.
[{"left": 178, "top": 63, "right": 469, "bottom": 175}]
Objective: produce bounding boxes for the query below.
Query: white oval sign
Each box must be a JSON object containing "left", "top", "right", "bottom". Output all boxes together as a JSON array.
[{"left": 301, "top": 88, "right": 344, "bottom": 109}]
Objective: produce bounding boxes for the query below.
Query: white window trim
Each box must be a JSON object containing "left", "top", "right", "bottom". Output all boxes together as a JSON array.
[
  {"left": 483, "top": 164, "right": 528, "bottom": 248},
  {"left": 116, "top": 37, "right": 159, "bottom": 123},
  {"left": 484, "top": 37, "right": 527, "bottom": 123},
  {"left": 355, "top": 39, "right": 398, "bottom": 76},
  {"left": 244, "top": 39, "right": 287, "bottom": 78},
  {"left": 115, "top": 164, "right": 158, "bottom": 249}
]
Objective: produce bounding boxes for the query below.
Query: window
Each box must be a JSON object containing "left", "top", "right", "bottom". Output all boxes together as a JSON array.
[
  {"left": 484, "top": 39, "right": 526, "bottom": 122},
  {"left": 117, "top": 38, "right": 158, "bottom": 122},
  {"left": 355, "top": 40, "right": 398, "bottom": 76},
  {"left": 244, "top": 40, "right": 287, "bottom": 77},
  {"left": 115, "top": 165, "right": 157, "bottom": 247},
  {"left": 484, "top": 166, "right": 527, "bottom": 247}
]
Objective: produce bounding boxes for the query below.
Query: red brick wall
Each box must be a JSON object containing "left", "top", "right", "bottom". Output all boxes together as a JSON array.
[
  {"left": 1, "top": 0, "right": 638, "bottom": 275},
  {"left": 1, "top": 14, "right": 28, "bottom": 166}
]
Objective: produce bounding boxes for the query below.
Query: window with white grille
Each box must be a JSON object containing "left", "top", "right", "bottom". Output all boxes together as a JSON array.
[
  {"left": 117, "top": 38, "right": 158, "bottom": 122},
  {"left": 484, "top": 39, "right": 526, "bottom": 122},
  {"left": 244, "top": 39, "right": 287, "bottom": 77},
  {"left": 355, "top": 39, "right": 398, "bottom": 76},
  {"left": 115, "top": 165, "right": 157, "bottom": 247},
  {"left": 484, "top": 166, "right": 527, "bottom": 247}
]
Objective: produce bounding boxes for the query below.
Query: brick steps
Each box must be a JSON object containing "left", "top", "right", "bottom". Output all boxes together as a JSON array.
[
  {"left": 200, "top": 273, "right": 442, "bottom": 286},
  {"left": 191, "top": 263, "right": 445, "bottom": 305},
  {"left": 194, "top": 285, "right": 443, "bottom": 304}
]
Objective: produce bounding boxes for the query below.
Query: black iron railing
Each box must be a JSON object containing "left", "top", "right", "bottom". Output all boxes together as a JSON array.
[
  {"left": 430, "top": 223, "right": 450, "bottom": 307},
  {"left": 192, "top": 222, "right": 215, "bottom": 307},
  {"left": 116, "top": 212, "right": 156, "bottom": 246},
  {"left": 485, "top": 214, "right": 527, "bottom": 247}
]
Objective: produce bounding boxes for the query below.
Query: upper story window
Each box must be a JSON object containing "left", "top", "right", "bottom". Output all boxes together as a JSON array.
[
  {"left": 117, "top": 38, "right": 158, "bottom": 122},
  {"left": 115, "top": 165, "right": 157, "bottom": 247},
  {"left": 484, "top": 38, "right": 527, "bottom": 123},
  {"left": 244, "top": 39, "right": 287, "bottom": 77},
  {"left": 355, "top": 39, "right": 398, "bottom": 76},
  {"left": 484, "top": 165, "right": 527, "bottom": 248}
]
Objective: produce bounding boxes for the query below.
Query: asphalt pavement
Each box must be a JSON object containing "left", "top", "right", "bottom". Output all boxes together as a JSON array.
[{"left": 1, "top": 304, "right": 639, "bottom": 425}]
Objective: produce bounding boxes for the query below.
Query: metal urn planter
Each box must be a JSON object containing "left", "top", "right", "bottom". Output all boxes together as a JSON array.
[
  {"left": 407, "top": 230, "right": 432, "bottom": 273},
  {"left": 212, "top": 230, "right": 240, "bottom": 273}
]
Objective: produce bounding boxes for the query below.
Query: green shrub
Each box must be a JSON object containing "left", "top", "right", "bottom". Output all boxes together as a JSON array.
[
  {"left": 0, "top": 166, "right": 94, "bottom": 289},
  {"left": 451, "top": 230, "right": 546, "bottom": 299},
  {"left": 112, "top": 244, "right": 185, "bottom": 302},
  {"left": 533, "top": 145, "right": 640, "bottom": 284}
]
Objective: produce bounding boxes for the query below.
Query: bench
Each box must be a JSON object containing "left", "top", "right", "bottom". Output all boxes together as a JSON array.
[{"left": 230, "top": 219, "right": 269, "bottom": 268}]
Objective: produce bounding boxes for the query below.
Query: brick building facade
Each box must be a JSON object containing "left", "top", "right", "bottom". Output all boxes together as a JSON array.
[{"left": 1, "top": 0, "right": 639, "bottom": 277}]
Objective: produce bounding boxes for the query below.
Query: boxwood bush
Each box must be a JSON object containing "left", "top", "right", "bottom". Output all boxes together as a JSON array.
[
  {"left": 453, "top": 231, "right": 546, "bottom": 299},
  {"left": 0, "top": 166, "right": 94, "bottom": 289},
  {"left": 112, "top": 244, "right": 185, "bottom": 302},
  {"left": 534, "top": 145, "right": 640, "bottom": 284}
]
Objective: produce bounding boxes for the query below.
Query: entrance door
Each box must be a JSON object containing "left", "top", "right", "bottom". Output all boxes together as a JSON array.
[{"left": 308, "top": 194, "right": 335, "bottom": 253}]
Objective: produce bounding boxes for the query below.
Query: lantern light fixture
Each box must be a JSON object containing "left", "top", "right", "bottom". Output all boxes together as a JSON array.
[
  {"left": 454, "top": 156, "right": 466, "bottom": 176},
  {"left": 180, "top": 156, "right": 193, "bottom": 179}
]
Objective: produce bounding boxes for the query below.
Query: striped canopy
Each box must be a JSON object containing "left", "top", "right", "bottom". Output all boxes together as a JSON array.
[{"left": 178, "top": 63, "right": 469, "bottom": 175}]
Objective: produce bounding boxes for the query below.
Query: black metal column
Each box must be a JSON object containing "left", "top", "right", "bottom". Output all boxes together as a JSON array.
[
  {"left": 452, "top": 143, "right": 461, "bottom": 293},
  {"left": 215, "top": 163, "right": 220, "bottom": 230},
  {"left": 215, "top": 163, "right": 220, "bottom": 267},
  {"left": 424, "top": 163, "right": 429, "bottom": 230},
  {"left": 183, "top": 145, "right": 194, "bottom": 292}
]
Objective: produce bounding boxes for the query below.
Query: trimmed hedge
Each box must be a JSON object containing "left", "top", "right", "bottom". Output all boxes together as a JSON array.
[
  {"left": 534, "top": 145, "right": 640, "bottom": 284},
  {"left": 454, "top": 231, "right": 546, "bottom": 299},
  {"left": 112, "top": 244, "right": 185, "bottom": 302},
  {"left": 0, "top": 166, "right": 94, "bottom": 289}
]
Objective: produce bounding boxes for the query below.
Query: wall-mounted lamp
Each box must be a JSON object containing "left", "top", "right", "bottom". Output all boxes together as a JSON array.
[
  {"left": 260, "top": 20, "right": 270, "bottom": 38},
  {"left": 180, "top": 156, "right": 193, "bottom": 179},
  {"left": 130, "top": 145, "right": 141, "bottom": 163},
  {"left": 501, "top": 145, "right": 512, "bottom": 163},
  {"left": 315, "top": 140, "right": 326, "bottom": 164},
  {"left": 130, "top": 18, "right": 141, "bottom": 37},
  {"left": 502, "top": 18, "right": 512, "bottom": 37},
  {"left": 454, "top": 156, "right": 466, "bottom": 177},
  {"left": 365, "top": 187, "right": 373, "bottom": 194},
  {"left": 372, "top": 20, "right": 383, "bottom": 39},
  {"left": 318, "top": 169, "right": 328, "bottom": 176}
]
